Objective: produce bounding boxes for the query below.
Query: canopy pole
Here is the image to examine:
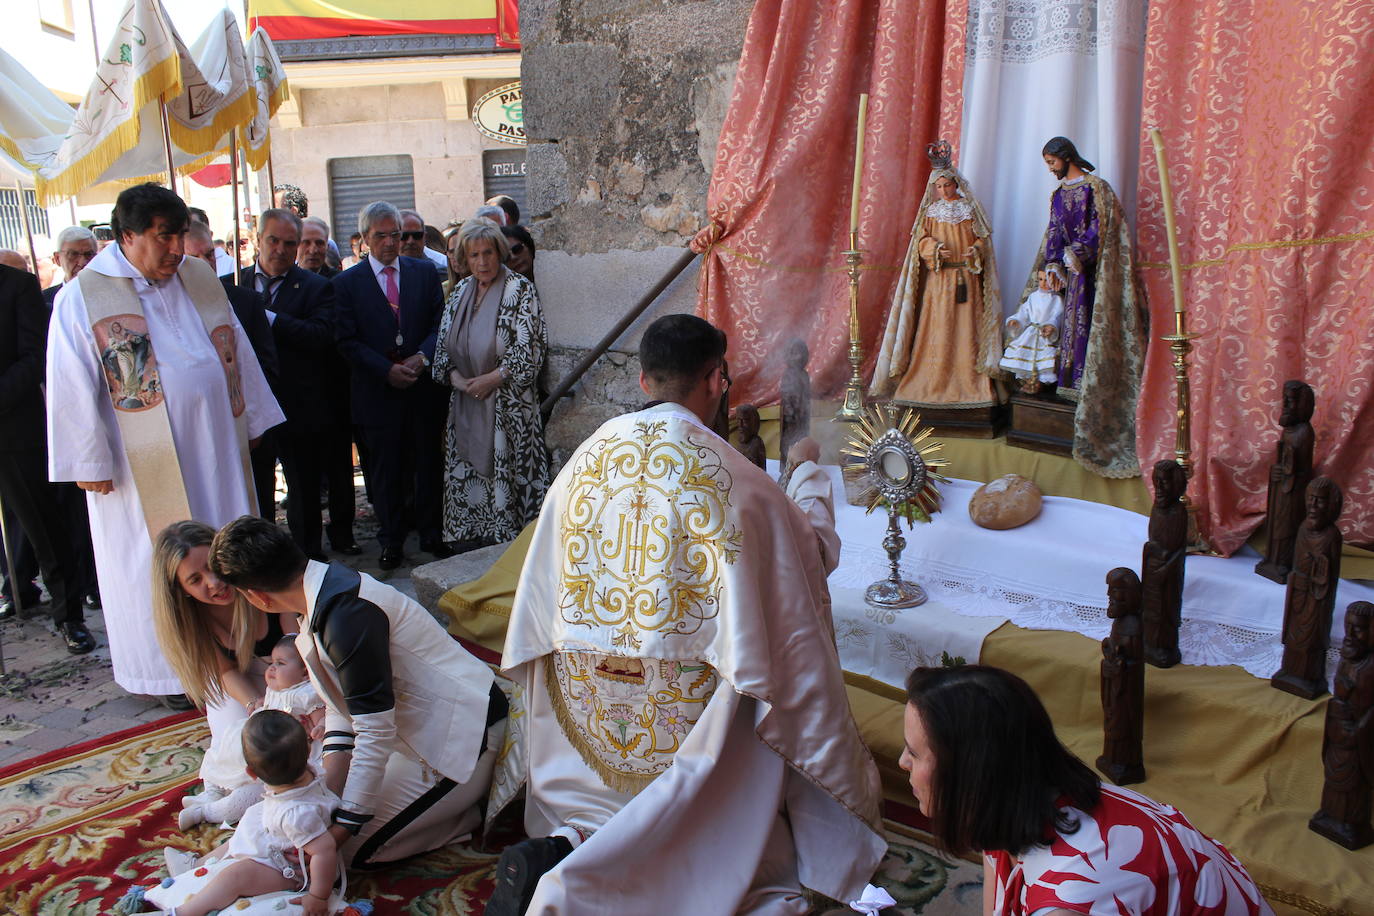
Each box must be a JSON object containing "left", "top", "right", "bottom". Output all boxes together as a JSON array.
[
  {"left": 158, "top": 99, "right": 177, "bottom": 195},
  {"left": 229, "top": 134, "right": 243, "bottom": 286},
  {"left": 13, "top": 181, "right": 40, "bottom": 276}
]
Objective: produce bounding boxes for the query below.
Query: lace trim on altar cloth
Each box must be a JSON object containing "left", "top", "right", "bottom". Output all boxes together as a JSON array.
[
  {"left": 926, "top": 198, "right": 977, "bottom": 225},
  {"left": 829, "top": 547, "right": 1339, "bottom": 682},
  {"left": 966, "top": 0, "right": 1147, "bottom": 65}
]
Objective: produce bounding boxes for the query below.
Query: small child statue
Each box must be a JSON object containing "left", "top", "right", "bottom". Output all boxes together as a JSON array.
[
  {"left": 779, "top": 338, "right": 811, "bottom": 472},
  {"left": 734, "top": 404, "right": 767, "bottom": 470},
  {"left": 1000, "top": 270, "right": 1064, "bottom": 394}
]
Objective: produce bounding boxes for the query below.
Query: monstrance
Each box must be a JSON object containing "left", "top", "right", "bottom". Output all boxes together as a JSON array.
[{"left": 842, "top": 404, "right": 948, "bottom": 609}]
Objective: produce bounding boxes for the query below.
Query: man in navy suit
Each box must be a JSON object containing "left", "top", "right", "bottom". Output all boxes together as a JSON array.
[
  {"left": 242, "top": 208, "right": 339, "bottom": 560},
  {"left": 333, "top": 201, "right": 453, "bottom": 569}
]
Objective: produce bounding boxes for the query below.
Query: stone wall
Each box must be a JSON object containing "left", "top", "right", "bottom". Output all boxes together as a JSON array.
[{"left": 522, "top": 0, "right": 754, "bottom": 456}]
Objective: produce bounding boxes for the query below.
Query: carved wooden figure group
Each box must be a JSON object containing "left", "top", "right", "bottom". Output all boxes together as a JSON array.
[
  {"left": 779, "top": 338, "right": 811, "bottom": 468},
  {"left": 1256, "top": 380, "right": 1316, "bottom": 584},
  {"left": 734, "top": 404, "right": 766, "bottom": 470},
  {"left": 1098, "top": 567, "right": 1146, "bottom": 785},
  {"left": 1272, "top": 477, "right": 1344, "bottom": 700},
  {"left": 1310, "top": 601, "right": 1374, "bottom": 850},
  {"left": 1142, "top": 459, "right": 1187, "bottom": 669}
]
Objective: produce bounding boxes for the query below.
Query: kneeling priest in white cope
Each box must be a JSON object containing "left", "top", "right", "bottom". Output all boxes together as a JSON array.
[
  {"left": 46, "top": 183, "right": 282, "bottom": 696},
  {"left": 486, "top": 314, "right": 886, "bottom": 916}
]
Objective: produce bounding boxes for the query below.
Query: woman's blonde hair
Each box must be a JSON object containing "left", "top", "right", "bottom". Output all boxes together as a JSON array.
[
  {"left": 459, "top": 216, "right": 511, "bottom": 263},
  {"left": 151, "top": 520, "right": 256, "bottom": 708}
]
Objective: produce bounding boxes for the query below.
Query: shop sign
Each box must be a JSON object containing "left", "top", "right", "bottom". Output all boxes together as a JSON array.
[{"left": 472, "top": 81, "right": 525, "bottom": 145}]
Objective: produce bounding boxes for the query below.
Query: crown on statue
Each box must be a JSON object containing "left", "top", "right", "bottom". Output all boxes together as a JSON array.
[{"left": 926, "top": 140, "right": 953, "bottom": 170}]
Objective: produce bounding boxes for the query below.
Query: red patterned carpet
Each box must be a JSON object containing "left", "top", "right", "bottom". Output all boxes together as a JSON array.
[{"left": 0, "top": 713, "right": 977, "bottom": 915}]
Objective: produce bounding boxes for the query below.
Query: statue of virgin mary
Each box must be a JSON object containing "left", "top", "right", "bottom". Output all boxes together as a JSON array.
[{"left": 870, "top": 141, "right": 1004, "bottom": 408}]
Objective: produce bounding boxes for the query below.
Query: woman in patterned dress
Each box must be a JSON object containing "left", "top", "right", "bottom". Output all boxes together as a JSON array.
[
  {"left": 432, "top": 219, "right": 550, "bottom": 548},
  {"left": 900, "top": 665, "right": 1272, "bottom": 916}
]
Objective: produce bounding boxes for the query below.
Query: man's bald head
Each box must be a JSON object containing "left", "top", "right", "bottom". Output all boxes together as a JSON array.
[{"left": 0, "top": 249, "right": 28, "bottom": 271}]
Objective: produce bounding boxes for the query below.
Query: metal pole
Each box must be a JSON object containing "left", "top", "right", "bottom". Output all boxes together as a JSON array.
[
  {"left": 539, "top": 248, "right": 698, "bottom": 422},
  {"left": 0, "top": 493, "right": 19, "bottom": 675},
  {"left": 238, "top": 138, "right": 253, "bottom": 272},
  {"left": 14, "top": 182, "right": 40, "bottom": 277},
  {"left": 159, "top": 99, "right": 177, "bottom": 195},
  {"left": 229, "top": 135, "right": 243, "bottom": 286},
  {"left": 86, "top": 0, "right": 100, "bottom": 65},
  {"left": 265, "top": 132, "right": 276, "bottom": 204}
]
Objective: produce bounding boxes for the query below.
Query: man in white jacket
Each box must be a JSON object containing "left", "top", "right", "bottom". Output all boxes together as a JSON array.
[
  {"left": 209, "top": 515, "right": 507, "bottom": 867},
  {"left": 486, "top": 314, "right": 885, "bottom": 915}
]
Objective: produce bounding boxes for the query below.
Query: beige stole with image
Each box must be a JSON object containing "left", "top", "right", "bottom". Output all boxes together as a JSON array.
[{"left": 77, "top": 257, "right": 256, "bottom": 542}]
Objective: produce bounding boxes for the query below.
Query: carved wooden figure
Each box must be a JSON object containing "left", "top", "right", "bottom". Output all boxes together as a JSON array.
[
  {"left": 1256, "top": 380, "right": 1316, "bottom": 584},
  {"left": 779, "top": 338, "right": 811, "bottom": 475},
  {"left": 1310, "top": 601, "right": 1374, "bottom": 850},
  {"left": 1097, "top": 567, "right": 1146, "bottom": 786},
  {"left": 1272, "top": 477, "right": 1344, "bottom": 699},
  {"left": 1142, "top": 459, "right": 1187, "bottom": 668},
  {"left": 734, "top": 404, "right": 767, "bottom": 470}
]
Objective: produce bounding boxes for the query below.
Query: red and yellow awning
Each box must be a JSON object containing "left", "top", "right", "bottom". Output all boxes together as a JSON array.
[{"left": 248, "top": 0, "right": 519, "bottom": 48}]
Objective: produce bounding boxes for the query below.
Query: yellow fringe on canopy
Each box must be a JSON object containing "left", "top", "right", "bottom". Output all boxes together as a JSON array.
[
  {"left": 35, "top": 53, "right": 183, "bottom": 206},
  {"left": 168, "top": 89, "right": 256, "bottom": 156},
  {"left": 240, "top": 126, "right": 271, "bottom": 172},
  {"left": 267, "top": 79, "right": 290, "bottom": 117}
]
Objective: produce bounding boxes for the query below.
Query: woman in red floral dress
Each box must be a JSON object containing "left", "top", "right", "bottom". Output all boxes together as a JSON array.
[{"left": 899, "top": 666, "right": 1272, "bottom": 916}]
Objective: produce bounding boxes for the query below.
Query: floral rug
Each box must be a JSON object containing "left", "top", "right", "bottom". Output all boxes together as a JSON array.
[{"left": 0, "top": 713, "right": 979, "bottom": 915}]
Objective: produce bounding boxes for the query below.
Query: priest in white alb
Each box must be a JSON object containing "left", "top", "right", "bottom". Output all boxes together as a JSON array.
[
  {"left": 485, "top": 314, "right": 886, "bottom": 916},
  {"left": 46, "top": 183, "right": 282, "bottom": 699}
]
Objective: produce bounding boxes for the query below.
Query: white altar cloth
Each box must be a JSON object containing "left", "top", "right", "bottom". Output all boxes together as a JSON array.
[{"left": 795, "top": 463, "right": 1374, "bottom": 684}]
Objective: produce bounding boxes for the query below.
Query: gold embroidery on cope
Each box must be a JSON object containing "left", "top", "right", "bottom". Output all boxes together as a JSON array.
[{"left": 558, "top": 420, "right": 741, "bottom": 650}]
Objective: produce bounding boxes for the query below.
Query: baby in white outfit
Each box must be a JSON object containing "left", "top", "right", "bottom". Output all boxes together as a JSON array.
[{"left": 181, "top": 637, "right": 325, "bottom": 829}]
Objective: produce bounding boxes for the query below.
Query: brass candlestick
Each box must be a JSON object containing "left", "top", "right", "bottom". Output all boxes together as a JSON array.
[
  {"left": 1161, "top": 312, "right": 1211, "bottom": 554},
  {"left": 835, "top": 229, "right": 866, "bottom": 423}
]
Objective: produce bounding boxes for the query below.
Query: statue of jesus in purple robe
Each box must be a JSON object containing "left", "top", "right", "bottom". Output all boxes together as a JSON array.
[{"left": 1019, "top": 137, "right": 1147, "bottom": 478}]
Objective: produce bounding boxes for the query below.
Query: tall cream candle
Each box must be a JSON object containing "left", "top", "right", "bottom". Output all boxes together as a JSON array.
[
  {"left": 1148, "top": 127, "right": 1186, "bottom": 314},
  {"left": 849, "top": 93, "right": 869, "bottom": 238}
]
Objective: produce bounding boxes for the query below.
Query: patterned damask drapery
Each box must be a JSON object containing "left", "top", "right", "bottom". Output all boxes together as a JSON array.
[
  {"left": 694, "top": 0, "right": 966, "bottom": 407},
  {"left": 1135, "top": 1, "right": 1374, "bottom": 554}
]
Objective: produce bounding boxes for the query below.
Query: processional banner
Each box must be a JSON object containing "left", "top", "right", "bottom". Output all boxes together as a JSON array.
[
  {"left": 693, "top": 0, "right": 966, "bottom": 407},
  {"left": 241, "top": 28, "right": 289, "bottom": 172},
  {"left": 29, "top": 0, "right": 257, "bottom": 205},
  {"left": 1134, "top": 0, "right": 1374, "bottom": 554},
  {"left": 248, "top": 0, "right": 499, "bottom": 41}
]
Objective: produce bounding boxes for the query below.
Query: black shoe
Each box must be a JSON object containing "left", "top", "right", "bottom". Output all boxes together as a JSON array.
[
  {"left": 331, "top": 540, "right": 363, "bottom": 556},
  {"left": 422, "top": 540, "right": 457, "bottom": 560},
  {"left": 157, "top": 693, "right": 195, "bottom": 711},
  {"left": 379, "top": 548, "right": 404, "bottom": 571},
  {"left": 60, "top": 621, "right": 97, "bottom": 655},
  {"left": 485, "top": 836, "right": 573, "bottom": 916},
  {"left": 1, "top": 588, "right": 43, "bottom": 620},
  {"left": 84, "top": 591, "right": 102, "bottom": 611}
]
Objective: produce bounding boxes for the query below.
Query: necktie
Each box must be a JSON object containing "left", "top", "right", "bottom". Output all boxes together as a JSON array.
[
  {"left": 382, "top": 266, "right": 399, "bottom": 314},
  {"left": 257, "top": 273, "right": 283, "bottom": 303}
]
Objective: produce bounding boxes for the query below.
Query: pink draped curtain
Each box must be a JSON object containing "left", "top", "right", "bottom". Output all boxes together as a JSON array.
[
  {"left": 1135, "top": 0, "right": 1374, "bottom": 554},
  {"left": 695, "top": 0, "right": 966, "bottom": 408}
]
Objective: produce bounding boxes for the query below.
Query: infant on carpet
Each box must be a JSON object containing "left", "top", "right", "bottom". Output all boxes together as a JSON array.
[{"left": 182, "top": 636, "right": 326, "bottom": 829}]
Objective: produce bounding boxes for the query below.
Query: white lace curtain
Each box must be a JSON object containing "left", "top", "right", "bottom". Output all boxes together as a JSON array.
[{"left": 957, "top": 0, "right": 1149, "bottom": 308}]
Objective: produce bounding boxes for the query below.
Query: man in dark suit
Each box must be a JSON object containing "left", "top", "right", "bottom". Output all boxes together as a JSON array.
[
  {"left": 333, "top": 201, "right": 453, "bottom": 569},
  {"left": 185, "top": 220, "right": 282, "bottom": 521},
  {"left": 299, "top": 216, "right": 358, "bottom": 554},
  {"left": 11, "top": 226, "right": 103, "bottom": 615},
  {"left": 0, "top": 261, "right": 95, "bottom": 653},
  {"left": 242, "top": 208, "right": 338, "bottom": 560}
]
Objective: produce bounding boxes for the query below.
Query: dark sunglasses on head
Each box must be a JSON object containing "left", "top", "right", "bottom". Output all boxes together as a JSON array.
[{"left": 400, "top": 231, "right": 425, "bottom": 241}]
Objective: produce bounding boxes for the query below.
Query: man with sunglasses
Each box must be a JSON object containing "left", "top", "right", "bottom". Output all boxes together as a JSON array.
[
  {"left": 400, "top": 208, "right": 451, "bottom": 274},
  {"left": 487, "top": 314, "right": 882, "bottom": 915}
]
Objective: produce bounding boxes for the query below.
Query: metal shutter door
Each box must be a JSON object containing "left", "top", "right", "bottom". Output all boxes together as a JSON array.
[{"left": 328, "top": 155, "right": 415, "bottom": 242}]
